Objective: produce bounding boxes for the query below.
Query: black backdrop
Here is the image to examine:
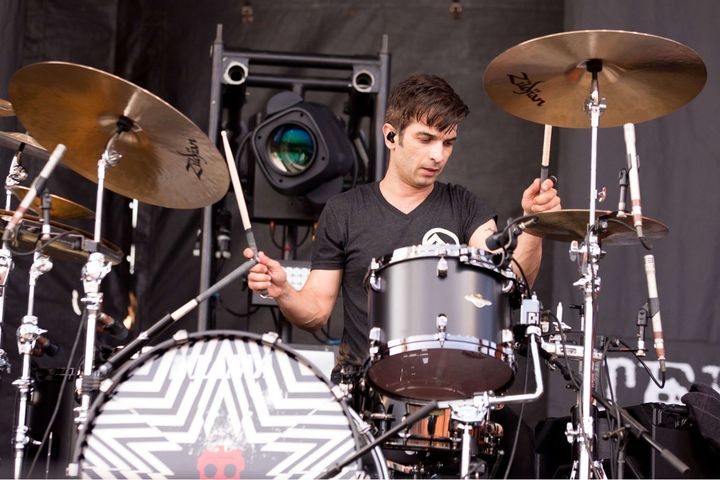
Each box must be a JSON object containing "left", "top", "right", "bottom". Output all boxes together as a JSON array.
[{"left": 0, "top": 0, "right": 718, "bottom": 475}]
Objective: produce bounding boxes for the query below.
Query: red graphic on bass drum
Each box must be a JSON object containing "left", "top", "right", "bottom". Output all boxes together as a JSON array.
[{"left": 197, "top": 446, "right": 246, "bottom": 479}]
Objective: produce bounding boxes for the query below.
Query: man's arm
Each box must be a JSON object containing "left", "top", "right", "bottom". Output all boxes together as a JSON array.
[
  {"left": 468, "top": 178, "right": 560, "bottom": 287},
  {"left": 244, "top": 249, "right": 342, "bottom": 331}
]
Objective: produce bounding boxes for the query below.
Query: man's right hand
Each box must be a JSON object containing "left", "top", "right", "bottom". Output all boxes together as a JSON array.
[{"left": 243, "top": 248, "right": 287, "bottom": 298}]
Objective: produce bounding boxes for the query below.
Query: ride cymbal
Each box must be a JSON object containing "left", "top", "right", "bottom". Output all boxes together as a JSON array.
[
  {"left": 9, "top": 186, "right": 95, "bottom": 220},
  {"left": 0, "top": 99, "right": 13, "bottom": 117},
  {"left": 524, "top": 209, "right": 668, "bottom": 246},
  {"left": 0, "top": 131, "right": 49, "bottom": 161},
  {"left": 484, "top": 30, "right": 707, "bottom": 128},
  {"left": 8, "top": 62, "right": 229, "bottom": 209},
  {"left": 0, "top": 210, "right": 123, "bottom": 265}
]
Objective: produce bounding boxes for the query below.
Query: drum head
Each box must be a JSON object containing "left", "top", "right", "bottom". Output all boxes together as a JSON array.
[{"left": 76, "top": 331, "right": 366, "bottom": 479}]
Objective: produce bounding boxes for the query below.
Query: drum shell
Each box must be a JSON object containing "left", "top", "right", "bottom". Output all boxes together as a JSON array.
[
  {"left": 367, "top": 248, "right": 516, "bottom": 401},
  {"left": 369, "top": 254, "right": 511, "bottom": 343}
]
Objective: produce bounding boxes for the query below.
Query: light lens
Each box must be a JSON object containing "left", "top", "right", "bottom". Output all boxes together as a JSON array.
[{"left": 267, "top": 125, "right": 315, "bottom": 175}]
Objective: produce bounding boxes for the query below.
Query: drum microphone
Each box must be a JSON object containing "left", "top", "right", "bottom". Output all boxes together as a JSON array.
[
  {"left": 2, "top": 143, "right": 66, "bottom": 243},
  {"left": 623, "top": 124, "right": 643, "bottom": 238},
  {"left": 643, "top": 254, "right": 666, "bottom": 372},
  {"left": 617, "top": 167, "right": 629, "bottom": 218},
  {"left": 486, "top": 215, "right": 538, "bottom": 251}
]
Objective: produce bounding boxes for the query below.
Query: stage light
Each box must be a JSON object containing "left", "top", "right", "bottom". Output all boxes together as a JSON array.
[{"left": 250, "top": 91, "right": 355, "bottom": 205}]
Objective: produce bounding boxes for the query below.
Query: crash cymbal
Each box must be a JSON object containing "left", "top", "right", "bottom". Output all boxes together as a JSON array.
[
  {"left": 8, "top": 186, "right": 95, "bottom": 220},
  {"left": 0, "top": 99, "right": 13, "bottom": 117},
  {"left": 8, "top": 62, "right": 229, "bottom": 209},
  {"left": 0, "top": 210, "right": 123, "bottom": 265},
  {"left": 484, "top": 30, "right": 706, "bottom": 128},
  {"left": 524, "top": 209, "right": 668, "bottom": 246},
  {"left": 0, "top": 131, "right": 49, "bottom": 161}
]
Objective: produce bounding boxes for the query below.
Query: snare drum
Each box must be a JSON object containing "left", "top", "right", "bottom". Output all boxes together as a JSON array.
[
  {"left": 366, "top": 244, "right": 518, "bottom": 402},
  {"left": 74, "top": 331, "right": 387, "bottom": 479}
]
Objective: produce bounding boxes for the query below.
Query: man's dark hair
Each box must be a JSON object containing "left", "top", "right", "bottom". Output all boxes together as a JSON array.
[{"left": 385, "top": 74, "right": 470, "bottom": 135}]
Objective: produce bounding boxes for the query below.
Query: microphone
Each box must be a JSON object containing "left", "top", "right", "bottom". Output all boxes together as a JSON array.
[
  {"left": 617, "top": 167, "right": 628, "bottom": 218},
  {"left": 486, "top": 216, "right": 538, "bottom": 251},
  {"left": 643, "top": 254, "right": 666, "bottom": 372},
  {"left": 623, "top": 124, "right": 643, "bottom": 238},
  {"left": 2, "top": 144, "right": 66, "bottom": 243},
  {"left": 635, "top": 304, "right": 648, "bottom": 357}
]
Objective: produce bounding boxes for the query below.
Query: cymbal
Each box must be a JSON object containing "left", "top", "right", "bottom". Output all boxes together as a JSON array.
[
  {"left": 0, "top": 131, "right": 49, "bottom": 161},
  {"left": 0, "top": 210, "right": 123, "bottom": 265},
  {"left": 0, "top": 99, "right": 13, "bottom": 117},
  {"left": 9, "top": 186, "right": 95, "bottom": 220},
  {"left": 9, "top": 62, "right": 229, "bottom": 209},
  {"left": 484, "top": 30, "right": 707, "bottom": 128},
  {"left": 524, "top": 209, "right": 668, "bottom": 246}
]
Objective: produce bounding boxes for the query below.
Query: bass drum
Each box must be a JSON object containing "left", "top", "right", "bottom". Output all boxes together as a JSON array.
[{"left": 74, "top": 330, "right": 387, "bottom": 479}]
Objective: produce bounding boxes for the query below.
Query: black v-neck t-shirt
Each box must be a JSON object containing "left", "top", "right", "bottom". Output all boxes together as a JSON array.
[{"left": 311, "top": 181, "right": 495, "bottom": 368}]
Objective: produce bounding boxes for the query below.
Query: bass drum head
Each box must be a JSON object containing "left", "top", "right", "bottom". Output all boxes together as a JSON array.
[{"left": 76, "top": 331, "right": 377, "bottom": 479}]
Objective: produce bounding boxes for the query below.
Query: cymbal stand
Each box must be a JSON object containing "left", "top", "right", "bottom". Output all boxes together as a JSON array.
[
  {"left": 568, "top": 59, "right": 606, "bottom": 479},
  {"left": 73, "top": 126, "right": 124, "bottom": 431},
  {"left": 0, "top": 146, "right": 29, "bottom": 375},
  {"left": 12, "top": 251, "right": 53, "bottom": 479}
]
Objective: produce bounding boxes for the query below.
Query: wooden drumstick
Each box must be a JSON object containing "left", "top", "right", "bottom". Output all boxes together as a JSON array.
[
  {"left": 540, "top": 124, "right": 552, "bottom": 184},
  {"left": 220, "top": 130, "right": 258, "bottom": 254}
]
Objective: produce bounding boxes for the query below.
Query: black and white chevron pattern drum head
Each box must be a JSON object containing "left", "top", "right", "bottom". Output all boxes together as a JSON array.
[{"left": 78, "top": 332, "right": 361, "bottom": 479}]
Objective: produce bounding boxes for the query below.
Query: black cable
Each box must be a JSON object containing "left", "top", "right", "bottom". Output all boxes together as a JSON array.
[
  {"left": 615, "top": 338, "right": 666, "bottom": 388},
  {"left": 26, "top": 310, "right": 86, "bottom": 477},
  {"left": 501, "top": 338, "right": 531, "bottom": 480},
  {"left": 269, "top": 224, "right": 284, "bottom": 251},
  {"left": 600, "top": 338, "right": 618, "bottom": 479},
  {"left": 8, "top": 230, "right": 78, "bottom": 257},
  {"left": 510, "top": 257, "right": 530, "bottom": 294},
  {"left": 603, "top": 217, "right": 652, "bottom": 250},
  {"left": 217, "top": 294, "right": 258, "bottom": 318},
  {"left": 547, "top": 311, "right": 583, "bottom": 393}
]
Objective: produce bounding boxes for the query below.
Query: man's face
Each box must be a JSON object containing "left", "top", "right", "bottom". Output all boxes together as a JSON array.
[{"left": 391, "top": 120, "right": 457, "bottom": 189}]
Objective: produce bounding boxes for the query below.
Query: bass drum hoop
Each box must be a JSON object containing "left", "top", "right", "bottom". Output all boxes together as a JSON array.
[{"left": 74, "top": 330, "right": 385, "bottom": 479}]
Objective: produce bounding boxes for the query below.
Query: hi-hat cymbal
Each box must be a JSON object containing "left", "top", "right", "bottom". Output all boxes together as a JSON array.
[
  {"left": 0, "top": 131, "right": 49, "bottom": 160},
  {"left": 9, "top": 62, "right": 229, "bottom": 209},
  {"left": 524, "top": 209, "right": 668, "bottom": 246},
  {"left": 0, "top": 99, "right": 13, "bottom": 117},
  {"left": 0, "top": 210, "right": 123, "bottom": 265},
  {"left": 484, "top": 30, "right": 707, "bottom": 128},
  {"left": 9, "top": 186, "right": 95, "bottom": 220}
]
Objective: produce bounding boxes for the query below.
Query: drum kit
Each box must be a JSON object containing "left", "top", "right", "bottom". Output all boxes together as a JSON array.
[{"left": 0, "top": 28, "right": 707, "bottom": 479}]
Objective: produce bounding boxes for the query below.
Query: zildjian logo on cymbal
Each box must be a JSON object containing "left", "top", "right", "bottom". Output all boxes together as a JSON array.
[
  {"left": 179, "top": 138, "right": 206, "bottom": 179},
  {"left": 507, "top": 72, "right": 546, "bottom": 106}
]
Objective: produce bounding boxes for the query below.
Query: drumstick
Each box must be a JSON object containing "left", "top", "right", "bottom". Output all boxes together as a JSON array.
[
  {"left": 220, "top": 130, "right": 258, "bottom": 254},
  {"left": 540, "top": 124, "right": 552, "bottom": 184}
]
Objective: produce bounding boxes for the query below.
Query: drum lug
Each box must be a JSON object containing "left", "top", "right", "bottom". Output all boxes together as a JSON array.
[
  {"left": 502, "top": 279, "right": 515, "bottom": 294},
  {"left": 368, "top": 327, "right": 385, "bottom": 361},
  {"left": 436, "top": 256, "right": 448, "bottom": 278},
  {"left": 368, "top": 271, "right": 383, "bottom": 292},
  {"left": 436, "top": 314, "right": 448, "bottom": 346}
]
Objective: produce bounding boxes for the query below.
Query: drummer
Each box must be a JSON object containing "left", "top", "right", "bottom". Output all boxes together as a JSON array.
[{"left": 244, "top": 73, "right": 561, "bottom": 380}]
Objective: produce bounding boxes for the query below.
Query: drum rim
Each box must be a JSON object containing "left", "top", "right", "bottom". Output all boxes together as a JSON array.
[
  {"left": 372, "top": 244, "right": 516, "bottom": 279},
  {"left": 73, "top": 329, "right": 369, "bottom": 478}
]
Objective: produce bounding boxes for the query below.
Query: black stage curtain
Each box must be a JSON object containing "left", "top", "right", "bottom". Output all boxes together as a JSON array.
[{"left": 547, "top": 0, "right": 720, "bottom": 417}]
